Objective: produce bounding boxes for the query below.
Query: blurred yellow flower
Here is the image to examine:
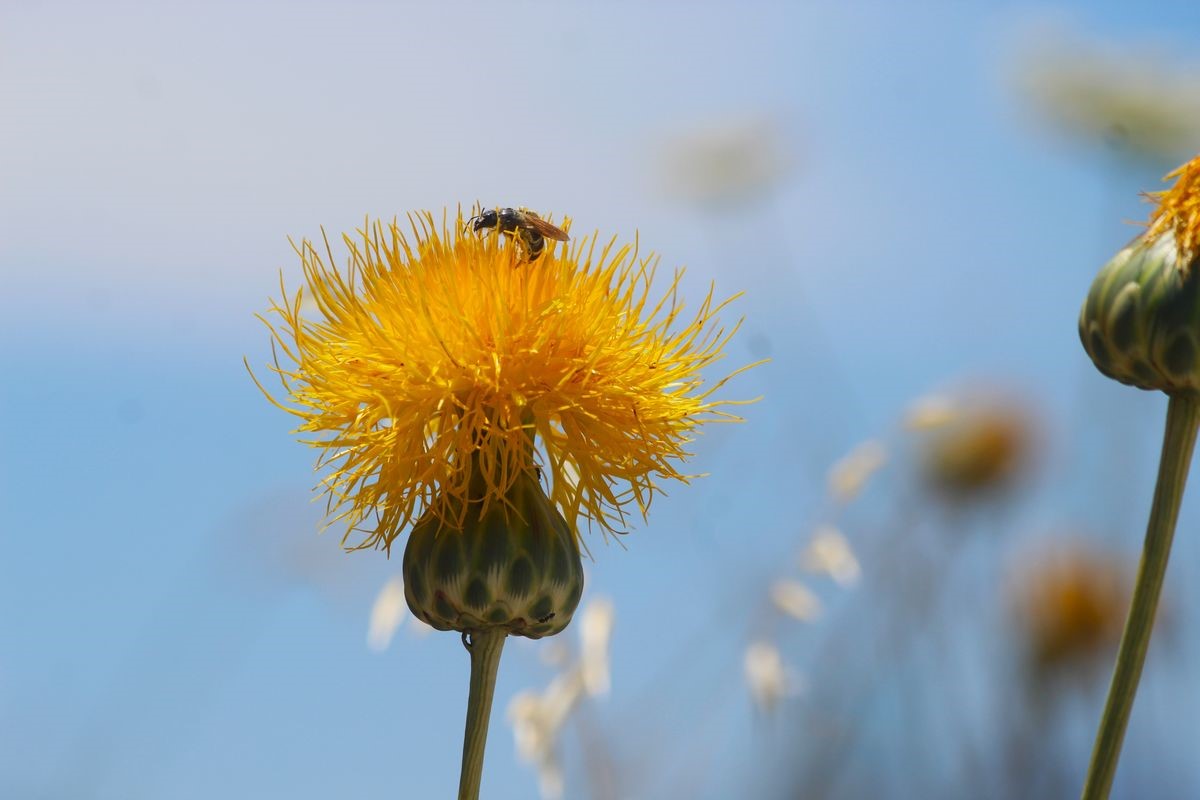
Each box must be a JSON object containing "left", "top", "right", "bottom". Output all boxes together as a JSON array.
[
  {"left": 1008, "top": 541, "right": 1130, "bottom": 676},
  {"left": 254, "top": 211, "right": 755, "bottom": 551},
  {"left": 919, "top": 399, "right": 1034, "bottom": 499}
]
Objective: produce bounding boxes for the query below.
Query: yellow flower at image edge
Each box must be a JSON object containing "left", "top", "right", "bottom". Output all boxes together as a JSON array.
[{"left": 252, "top": 210, "right": 756, "bottom": 636}]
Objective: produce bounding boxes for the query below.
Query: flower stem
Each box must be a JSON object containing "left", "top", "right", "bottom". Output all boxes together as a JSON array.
[
  {"left": 458, "top": 629, "right": 507, "bottom": 800},
  {"left": 1081, "top": 393, "right": 1200, "bottom": 800}
]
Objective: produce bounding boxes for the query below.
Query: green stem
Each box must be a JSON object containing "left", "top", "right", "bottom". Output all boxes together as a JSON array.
[
  {"left": 1081, "top": 394, "right": 1200, "bottom": 800},
  {"left": 458, "top": 629, "right": 507, "bottom": 800}
]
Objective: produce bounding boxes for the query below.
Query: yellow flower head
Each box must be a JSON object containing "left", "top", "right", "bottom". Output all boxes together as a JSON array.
[
  {"left": 1146, "top": 153, "right": 1200, "bottom": 268},
  {"left": 253, "top": 210, "right": 756, "bottom": 552},
  {"left": 1008, "top": 541, "right": 1129, "bottom": 676}
]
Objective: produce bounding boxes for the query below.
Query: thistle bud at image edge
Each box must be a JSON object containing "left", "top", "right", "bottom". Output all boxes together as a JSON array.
[{"left": 1077, "top": 156, "right": 1200, "bottom": 800}]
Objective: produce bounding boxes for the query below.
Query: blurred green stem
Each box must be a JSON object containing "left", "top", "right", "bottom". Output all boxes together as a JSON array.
[
  {"left": 1081, "top": 394, "right": 1200, "bottom": 800},
  {"left": 458, "top": 629, "right": 506, "bottom": 800}
]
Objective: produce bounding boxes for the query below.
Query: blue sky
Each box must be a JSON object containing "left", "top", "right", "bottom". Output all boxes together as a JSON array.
[{"left": 4, "top": 2, "right": 1200, "bottom": 798}]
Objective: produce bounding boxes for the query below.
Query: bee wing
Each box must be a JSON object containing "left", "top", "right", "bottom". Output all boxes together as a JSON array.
[{"left": 521, "top": 214, "right": 571, "bottom": 241}]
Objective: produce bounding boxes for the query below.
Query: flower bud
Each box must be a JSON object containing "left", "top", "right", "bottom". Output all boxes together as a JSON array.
[
  {"left": 403, "top": 471, "right": 584, "bottom": 639},
  {"left": 1080, "top": 231, "right": 1200, "bottom": 393}
]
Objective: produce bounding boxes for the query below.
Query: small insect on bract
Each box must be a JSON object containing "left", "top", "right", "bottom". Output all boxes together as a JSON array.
[{"left": 467, "top": 206, "right": 569, "bottom": 261}]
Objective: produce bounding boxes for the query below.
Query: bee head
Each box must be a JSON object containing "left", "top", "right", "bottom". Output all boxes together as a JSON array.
[{"left": 469, "top": 208, "right": 499, "bottom": 232}]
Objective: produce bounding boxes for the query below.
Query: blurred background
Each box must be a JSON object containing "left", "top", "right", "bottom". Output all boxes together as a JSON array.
[{"left": 4, "top": 1, "right": 1200, "bottom": 798}]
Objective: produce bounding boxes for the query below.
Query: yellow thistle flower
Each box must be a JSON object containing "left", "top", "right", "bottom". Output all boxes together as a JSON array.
[{"left": 252, "top": 210, "right": 756, "bottom": 553}]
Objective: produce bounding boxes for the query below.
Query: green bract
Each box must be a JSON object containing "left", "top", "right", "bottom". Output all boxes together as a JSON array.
[
  {"left": 402, "top": 471, "right": 584, "bottom": 639},
  {"left": 1080, "top": 230, "right": 1200, "bottom": 395}
]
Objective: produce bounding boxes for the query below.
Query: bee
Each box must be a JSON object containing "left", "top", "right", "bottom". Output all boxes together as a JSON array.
[{"left": 467, "top": 206, "right": 569, "bottom": 261}]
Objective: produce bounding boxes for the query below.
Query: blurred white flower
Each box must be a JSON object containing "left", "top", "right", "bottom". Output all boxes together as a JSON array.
[
  {"left": 803, "top": 526, "right": 862, "bottom": 587},
  {"left": 579, "top": 597, "right": 614, "bottom": 697},
  {"left": 508, "top": 596, "right": 616, "bottom": 799},
  {"left": 743, "top": 640, "right": 802, "bottom": 714},
  {"left": 827, "top": 440, "right": 887, "bottom": 504},
  {"left": 769, "top": 579, "right": 822, "bottom": 622},
  {"left": 299, "top": 293, "right": 321, "bottom": 316},
  {"left": 662, "top": 116, "right": 794, "bottom": 209},
  {"left": 366, "top": 576, "right": 407, "bottom": 652},
  {"left": 539, "top": 640, "right": 571, "bottom": 668},
  {"left": 509, "top": 672, "right": 583, "bottom": 800},
  {"left": 1015, "top": 28, "right": 1200, "bottom": 160},
  {"left": 903, "top": 394, "right": 958, "bottom": 431}
]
